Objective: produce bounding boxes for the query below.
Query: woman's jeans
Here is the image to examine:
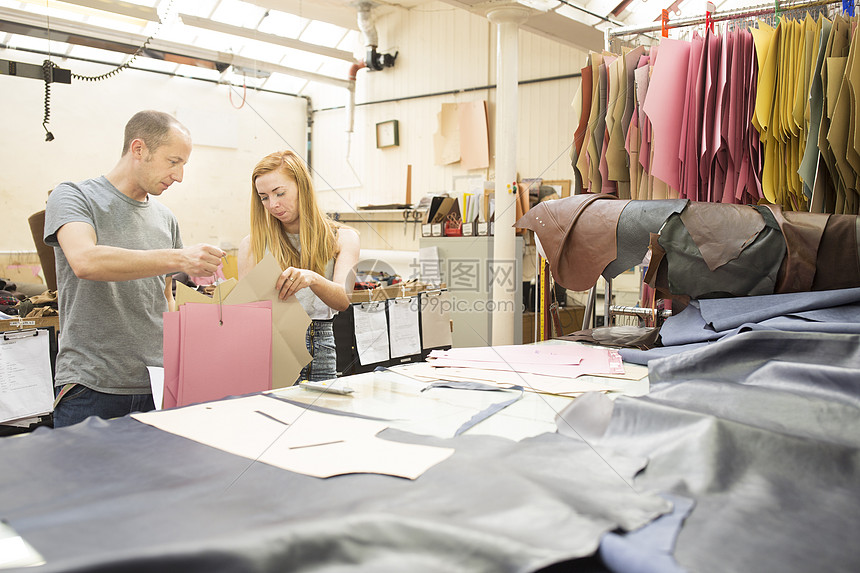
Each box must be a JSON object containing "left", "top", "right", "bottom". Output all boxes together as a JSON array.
[{"left": 296, "top": 319, "right": 337, "bottom": 383}]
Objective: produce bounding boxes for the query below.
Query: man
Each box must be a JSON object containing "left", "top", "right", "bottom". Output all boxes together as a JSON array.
[{"left": 44, "top": 110, "right": 225, "bottom": 427}]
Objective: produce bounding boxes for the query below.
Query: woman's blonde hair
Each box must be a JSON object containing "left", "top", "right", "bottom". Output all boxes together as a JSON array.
[{"left": 249, "top": 150, "right": 340, "bottom": 275}]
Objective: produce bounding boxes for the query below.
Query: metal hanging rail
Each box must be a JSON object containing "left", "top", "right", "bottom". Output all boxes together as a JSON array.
[{"left": 605, "top": 0, "right": 840, "bottom": 40}]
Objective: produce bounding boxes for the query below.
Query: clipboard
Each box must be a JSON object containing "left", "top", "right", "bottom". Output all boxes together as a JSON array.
[
  {"left": 0, "top": 317, "right": 59, "bottom": 379},
  {"left": 353, "top": 300, "right": 391, "bottom": 366},
  {"left": 0, "top": 329, "right": 55, "bottom": 424},
  {"left": 388, "top": 296, "right": 422, "bottom": 360}
]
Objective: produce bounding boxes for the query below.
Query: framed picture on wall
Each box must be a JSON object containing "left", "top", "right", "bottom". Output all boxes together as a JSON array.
[{"left": 376, "top": 120, "right": 400, "bottom": 148}]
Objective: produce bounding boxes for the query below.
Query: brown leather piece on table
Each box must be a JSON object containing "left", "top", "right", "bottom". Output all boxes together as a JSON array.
[
  {"left": 679, "top": 203, "right": 766, "bottom": 271},
  {"left": 515, "top": 193, "right": 628, "bottom": 292},
  {"left": 765, "top": 206, "right": 831, "bottom": 293},
  {"left": 557, "top": 326, "right": 660, "bottom": 350},
  {"left": 811, "top": 215, "right": 860, "bottom": 290}
]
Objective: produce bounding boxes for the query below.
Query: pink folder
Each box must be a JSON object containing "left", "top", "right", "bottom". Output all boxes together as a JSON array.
[
  {"left": 175, "top": 302, "right": 273, "bottom": 407},
  {"left": 162, "top": 311, "right": 180, "bottom": 409}
]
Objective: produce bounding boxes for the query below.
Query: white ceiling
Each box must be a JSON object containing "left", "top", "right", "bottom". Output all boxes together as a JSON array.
[{"left": 0, "top": 0, "right": 760, "bottom": 96}]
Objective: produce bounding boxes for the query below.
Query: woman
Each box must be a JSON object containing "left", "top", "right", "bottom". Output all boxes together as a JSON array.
[{"left": 239, "top": 150, "right": 359, "bottom": 382}]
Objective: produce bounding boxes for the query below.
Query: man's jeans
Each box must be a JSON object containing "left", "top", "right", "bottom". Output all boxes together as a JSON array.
[{"left": 53, "top": 384, "right": 155, "bottom": 428}]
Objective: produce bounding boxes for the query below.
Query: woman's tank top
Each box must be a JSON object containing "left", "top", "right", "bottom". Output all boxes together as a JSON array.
[{"left": 285, "top": 232, "right": 337, "bottom": 320}]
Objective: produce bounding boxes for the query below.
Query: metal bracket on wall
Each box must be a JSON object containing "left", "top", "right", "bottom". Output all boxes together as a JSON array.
[{"left": 1, "top": 59, "right": 71, "bottom": 83}]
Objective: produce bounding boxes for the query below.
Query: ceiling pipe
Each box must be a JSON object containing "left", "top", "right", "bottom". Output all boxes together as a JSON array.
[
  {"left": 345, "top": 2, "right": 396, "bottom": 135},
  {"left": 356, "top": 2, "right": 396, "bottom": 72},
  {"left": 345, "top": 60, "right": 367, "bottom": 133}
]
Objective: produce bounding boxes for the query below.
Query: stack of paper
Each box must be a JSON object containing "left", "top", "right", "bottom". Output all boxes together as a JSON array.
[
  {"left": 415, "top": 344, "right": 642, "bottom": 397},
  {"left": 461, "top": 192, "right": 481, "bottom": 224}
]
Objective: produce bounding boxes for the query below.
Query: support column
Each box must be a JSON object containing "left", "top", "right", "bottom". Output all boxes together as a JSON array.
[{"left": 486, "top": 3, "right": 529, "bottom": 346}]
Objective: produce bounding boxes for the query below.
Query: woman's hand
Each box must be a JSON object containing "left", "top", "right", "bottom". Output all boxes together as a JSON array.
[{"left": 276, "top": 267, "right": 318, "bottom": 300}]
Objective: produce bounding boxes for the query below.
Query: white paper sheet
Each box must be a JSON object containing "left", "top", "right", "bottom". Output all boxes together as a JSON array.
[
  {"left": 0, "top": 330, "right": 53, "bottom": 423},
  {"left": 418, "top": 246, "right": 443, "bottom": 286},
  {"left": 133, "top": 394, "right": 453, "bottom": 479},
  {"left": 354, "top": 302, "right": 390, "bottom": 365},
  {"left": 147, "top": 366, "right": 165, "bottom": 411},
  {"left": 0, "top": 521, "right": 45, "bottom": 568},
  {"left": 388, "top": 297, "right": 421, "bottom": 358},
  {"left": 402, "top": 362, "right": 623, "bottom": 395},
  {"left": 429, "top": 345, "right": 585, "bottom": 365}
]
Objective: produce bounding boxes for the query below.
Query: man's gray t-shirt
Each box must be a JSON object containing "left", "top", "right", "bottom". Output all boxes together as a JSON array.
[{"left": 44, "top": 176, "right": 183, "bottom": 394}]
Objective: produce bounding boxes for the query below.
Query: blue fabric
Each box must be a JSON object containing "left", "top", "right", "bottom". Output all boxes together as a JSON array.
[
  {"left": 53, "top": 384, "right": 155, "bottom": 428},
  {"left": 751, "top": 316, "right": 860, "bottom": 334},
  {"left": 453, "top": 386, "right": 523, "bottom": 436},
  {"left": 789, "top": 302, "right": 860, "bottom": 322},
  {"left": 619, "top": 343, "right": 710, "bottom": 366},
  {"left": 658, "top": 292, "right": 860, "bottom": 349},
  {"left": 600, "top": 494, "right": 694, "bottom": 573},
  {"left": 630, "top": 288, "right": 860, "bottom": 366},
  {"left": 657, "top": 301, "right": 721, "bottom": 346},
  {"left": 605, "top": 331, "right": 860, "bottom": 572},
  {"left": 419, "top": 379, "right": 525, "bottom": 436},
  {"left": 698, "top": 287, "right": 860, "bottom": 331},
  {"left": 296, "top": 320, "right": 337, "bottom": 383}
]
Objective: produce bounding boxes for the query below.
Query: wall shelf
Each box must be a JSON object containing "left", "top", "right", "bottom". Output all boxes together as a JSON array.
[{"left": 328, "top": 209, "right": 425, "bottom": 224}]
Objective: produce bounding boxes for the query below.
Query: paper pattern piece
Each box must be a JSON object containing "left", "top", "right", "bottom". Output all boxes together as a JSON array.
[
  {"left": 459, "top": 100, "right": 490, "bottom": 170},
  {"left": 147, "top": 366, "right": 165, "bottom": 411},
  {"left": 0, "top": 520, "right": 45, "bottom": 568},
  {"left": 433, "top": 103, "right": 460, "bottom": 165},
  {"left": 170, "top": 255, "right": 310, "bottom": 390},
  {"left": 429, "top": 345, "right": 584, "bottom": 365},
  {"left": 132, "top": 394, "right": 454, "bottom": 479},
  {"left": 0, "top": 330, "right": 53, "bottom": 423},
  {"left": 418, "top": 246, "right": 443, "bottom": 286},
  {"left": 174, "top": 278, "right": 236, "bottom": 308},
  {"left": 388, "top": 297, "right": 421, "bottom": 358},
  {"left": 427, "top": 344, "right": 625, "bottom": 379},
  {"left": 163, "top": 302, "right": 274, "bottom": 408},
  {"left": 177, "top": 302, "right": 272, "bottom": 407},
  {"left": 224, "top": 253, "right": 312, "bottom": 388},
  {"left": 419, "top": 290, "right": 453, "bottom": 349},
  {"left": 162, "top": 312, "right": 180, "bottom": 409},
  {"left": 404, "top": 362, "right": 626, "bottom": 396},
  {"left": 354, "top": 301, "right": 390, "bottom": 365}
]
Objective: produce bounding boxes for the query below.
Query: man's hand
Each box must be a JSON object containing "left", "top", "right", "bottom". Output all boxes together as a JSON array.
[{"left": 180, "top": 244, "right": 226, "bottom": 277}]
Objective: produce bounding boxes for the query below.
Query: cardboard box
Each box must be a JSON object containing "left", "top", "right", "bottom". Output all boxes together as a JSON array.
[
  {"left": 521, "top": 304, "right": 585, "bottom": 344},
  {"left": 0, "top": 316, "right": 60, "bottom": 333},
  {"left": 346, "top": 281, "right": 441, "bottom": 304}
]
